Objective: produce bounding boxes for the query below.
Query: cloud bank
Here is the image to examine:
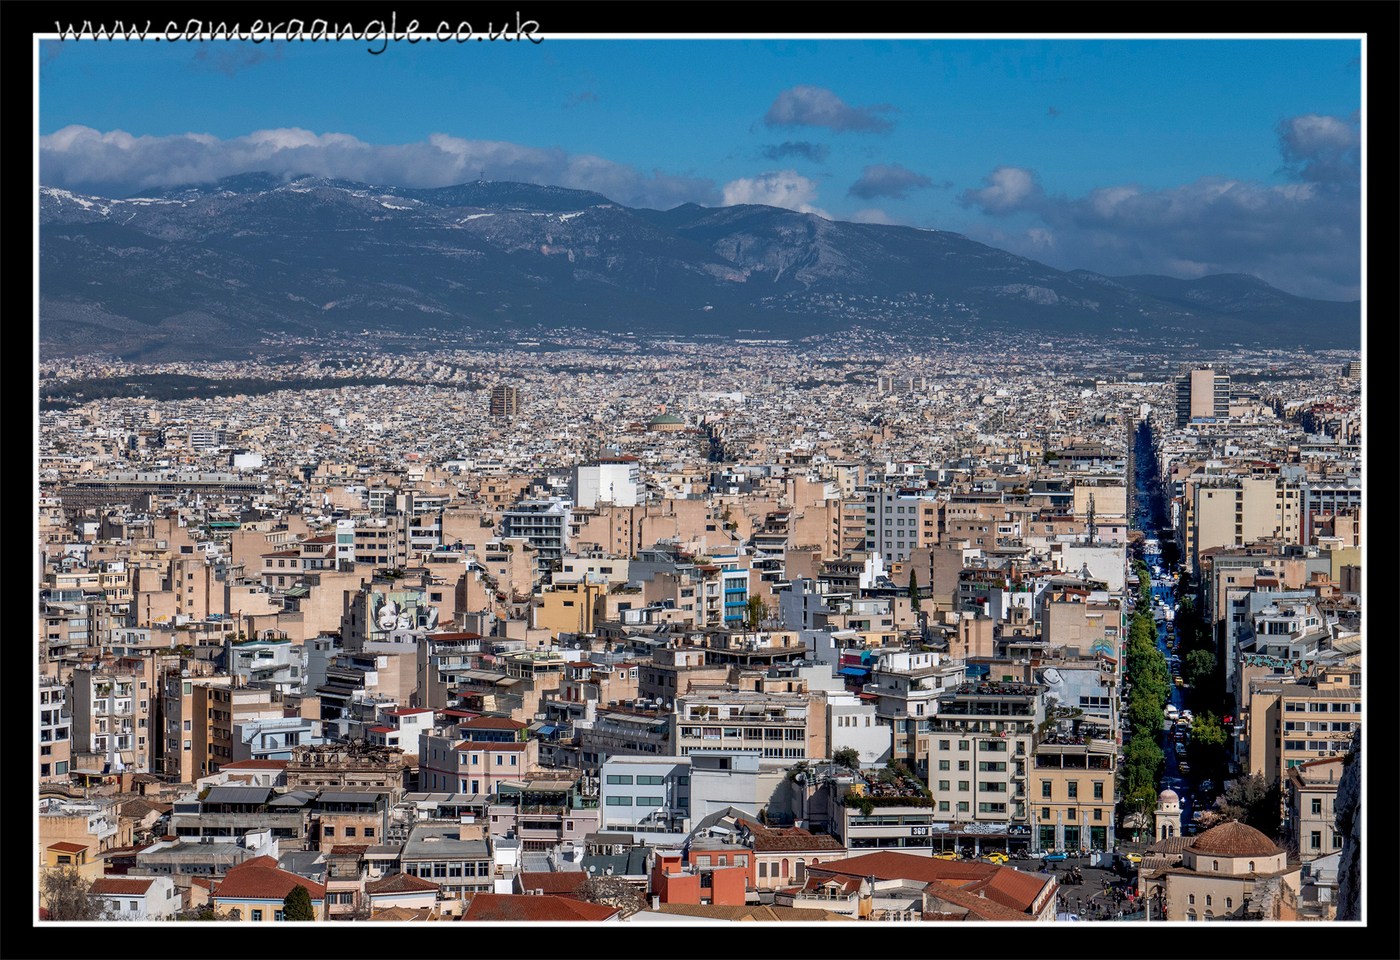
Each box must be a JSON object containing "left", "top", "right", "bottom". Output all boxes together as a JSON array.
[
  {"left": 848, "top": 163, "right": 934, "bottom": 200},
  {"left": 39, "top": 125, "right": 721, "bottom": 210},
  {"left": 764, "top": 85, "right": 896, "bottom": 134},
  {"left": 760, "top": 141, "right": 830, "bottom": 163},
  {"left": 720, "top": 169, "right": 830, "bottom": 218},
  {"left": 957, "top": 113, "right": 1359, "bottom": 300}
]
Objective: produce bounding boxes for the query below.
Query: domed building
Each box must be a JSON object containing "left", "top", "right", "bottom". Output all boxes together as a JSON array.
[
  {"left": 647, "top": 413, "right": 687, "bottom": 433},
  {"left": 1138, "top": 820, "right": 1301, "bottom": 921}
]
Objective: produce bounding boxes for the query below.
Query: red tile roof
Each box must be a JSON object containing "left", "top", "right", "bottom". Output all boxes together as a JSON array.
[
  {"left": 515, "top": 872, "right": 586, "bottom": 896},
  {"left": 48, "top": 841, "right": 88, "bottom": 853},
  {"left": 810, "top": 852, "right": 1050, "bottom": 915},
  {"left": 220, "top": 759, "right": 288, "bottom": 770},
  {"left": 213, "top": 856, "right": 326, "bottom": 902},
  {"left": 459, "top": 716, "right": 528, "bottom": 730},
  {"left": 365, "top": 873, "right": 441, "bottom": 895},
  {"left": 462, "top": 894, "right": 618, "bottom": 922},
  {"left": 91, "top": 877, "right": 158, "bottom": 896}
]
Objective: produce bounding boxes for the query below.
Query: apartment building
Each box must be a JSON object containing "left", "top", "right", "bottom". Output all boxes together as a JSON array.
[
  {"left": 1242, "top": 667, "right": 1360, "bottom": 783},
  {"left": 1285, "top": 757, "right": 1346, "bottom": 861},
  {"left": 599, "top": 756, "right": 692, "bottom": 833},
  {"left": 70, "top": 657, "right": 157, "bottom": 775},
  {"left": 39, "top": 676, "right": 73, "bottom": 783},
  {"left": 863, "top": 650, "right": 965, "bottom": 773},
  {"left": 1033, "top": 733, "right": 1117, "bottom": 852},
  {"left": 672, "top": 685, "right": 823, "bottom": 762},
  {"left": 922, "top": 680, "right": 1043, "bottom": 831}
]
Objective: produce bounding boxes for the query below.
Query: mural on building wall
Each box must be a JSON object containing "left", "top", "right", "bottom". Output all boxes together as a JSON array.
[{"left": 368, "top": 591, "right": 438, "bottom": 641}]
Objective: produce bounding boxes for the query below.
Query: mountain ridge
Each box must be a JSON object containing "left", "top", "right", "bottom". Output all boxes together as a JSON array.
[{"left": 39, "top": 175, "right": 1359, "bottom": 359}]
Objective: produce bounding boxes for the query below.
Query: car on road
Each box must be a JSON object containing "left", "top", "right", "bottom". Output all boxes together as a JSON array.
[
  {"left": 1041, "top": 851, "right": 1069, "bottom": 862},
  {"left": 932, "top": 852, "right": 959, "bottom": 860},
  {"left": 1178, "top": 761, "right": 1191, "bottom": 774},
  {"left": 1124, "top": 852, "right": 1142, "bottom": 864},
  {"left": 982, "top": 852, "right": 1009, "bottom": 865}
]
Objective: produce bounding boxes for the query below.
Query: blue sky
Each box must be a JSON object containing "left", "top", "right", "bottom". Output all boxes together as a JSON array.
[{"left": 39, "top": 36, "right": 1362, "bottom": 299}]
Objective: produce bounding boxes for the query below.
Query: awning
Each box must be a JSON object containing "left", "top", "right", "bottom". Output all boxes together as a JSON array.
[
  {"left": 838, "top": 666, "right": 871, "bottom": 677},
  {"left": 537, "top": 725, "right": 559, "bottom": 736}
]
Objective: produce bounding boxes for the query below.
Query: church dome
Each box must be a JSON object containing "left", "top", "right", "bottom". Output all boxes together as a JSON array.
[
  {"left": 1157, "top": 788, "right": 1179, "bottom": 804},
  {"left": 1189, "top": 820, "right": 1280, "bottom": 858}
]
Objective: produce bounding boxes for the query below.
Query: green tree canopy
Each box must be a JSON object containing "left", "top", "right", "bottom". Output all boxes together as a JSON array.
[
  {"left": 283, "top": 884, "right": 315, "bottom": 921},
  {"left": 833, "top": 746, "right": 861, "bottom": 770}
]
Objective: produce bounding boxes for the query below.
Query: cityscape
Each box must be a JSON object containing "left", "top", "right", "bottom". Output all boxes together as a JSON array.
[{"left": 33, "top": 29, "right": 1366, "bottom": 934}]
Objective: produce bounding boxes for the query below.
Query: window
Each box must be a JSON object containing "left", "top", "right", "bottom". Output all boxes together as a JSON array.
[
  {"left": 1041, "top": 781, "right": 1052, "bottom": 798},
  {"left": 958, "top": 760, "right": 969, "bottom": 772},
  {"left": 1067, "top": 781, "right": 1078, "bottom": 799},
  {"left": 939, "top": 760, "right": 950, "bottom": 771},
  {"left": 938, "top": 780, "right": 950, "bottom": 791},
  {"left": 1311, "top": 831, "right": 1321, "bottom": 849},
  {"left": 1189, "top": 894, "right": 1195, "bottom": 904},
  {"left": 1226, "top": 897, "right": 1232, "bottom": 909},
  {"left": 324, "top": 826, "right": 335, "bottom": 837},
  {"left": 1205, "top": 895, "right": 1212, "bottom": 906},
  {"left": 939, "top": 740, "right": 950, "bottom": 750},
  {"left": 958, "top": 740, "right": 969, "bottom": 751},
  {"left": 345, "top": 827, "right": 356, "bottom": 837},
  {"left": 274, "top": 909, "right": 285, "bottom": 921},
  {"left": 1311, "top": 798, "right": 1322, "bottom": 815},
  {"left": 252, "top": 910, "right": 263, "bottom": 921},
  {"left": 1093, "top": 782, "right": 1104, "bottom": 800},
  {"left": 958, "top": 781, "right": 969, "bottom": 792}
]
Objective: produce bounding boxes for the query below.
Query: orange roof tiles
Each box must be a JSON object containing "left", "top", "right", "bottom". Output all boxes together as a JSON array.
[
  {"left": 461, "top": 893, "right": 618, "bottom": 922},
  {"left": 213, "top": 855, "right": 326, "bottom": 902}
]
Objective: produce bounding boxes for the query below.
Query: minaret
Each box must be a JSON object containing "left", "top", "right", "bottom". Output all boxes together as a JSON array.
[{"left": 1154, "top": 788, "right": 1182, "bottom": 841}]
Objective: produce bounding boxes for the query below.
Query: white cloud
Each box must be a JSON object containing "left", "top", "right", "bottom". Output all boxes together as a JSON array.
[
  {"left": 763, "top": 85, "right": 896, "bottom": 134},
  {"left": 38, "top": 125, "right": 720, "bottom": 209},
  {"left": 849, "top": 207, "right": 898, "bottom": 225},
  {"left": 960, "top": 166, "right": 1044, "bottom": 215},
  {"left": 721, "top": 170, "right": 830, "bottom": 218}
]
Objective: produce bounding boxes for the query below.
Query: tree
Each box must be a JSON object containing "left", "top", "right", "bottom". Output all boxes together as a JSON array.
[
  {"left": 832, "top": 746, "right": 861, "bottom": 770},
  {"left": 908, "top": 570, "right": 921, "bottom": 612},
  {"left": 40, "top": 867, "right": 118, "bottom": 921},
  {"left": 283, "top": 884, "right": 316, "bottom": 921},
  {"left": 1214, "top": 773, "right": 1283, "bottom": 838},
  {"left": 573, "top": 875, "right": 647, "bottom": 918},
  {"left": 745, "top": 594, "right": 767, "bottom": 629}
]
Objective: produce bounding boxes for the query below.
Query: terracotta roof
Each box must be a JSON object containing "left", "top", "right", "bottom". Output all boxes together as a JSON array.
[
  {"left": 367, "top": 905, "right": 444, "bottom": 921},
  {"left": 921, "top": 881, "right": 1035, "bottom": 922},
  {"left": 462, "top": 893, "right": 619, "bottom": 922},
  {"left": 48, "top": 842, "right": 88, "bottom": 853},
  {"left": 220, "top": 759, "right": 288, "bottom": 770},
  {"left": 652, "top": 903, "right": 854, "bottom": 922},
  {"left": 327, "top": 844, "right": 370, "bottom": 857},
  {"left": 1189, "top": 820, "right": 1281, "bottom": 858},
  {"left": 365, "top": 873, "right": 441, "bottom": 895},
  {"left": 459, "top": 716, "right": 528, "bottom": 730},
  {"left": 750, "top": 829, "right": 847, "bottom": 853},
  {"left": 810, "top": 852, "right": 1050, "bottom": 915},
  {"left": 515, "top": 872, "right": 587, "bottom": 896},
  {"left": 213, "top": 856, "right": 326, "bottom": 902},
  {"left": 91, "top": 877, "right": 158, "bottom": 896}
]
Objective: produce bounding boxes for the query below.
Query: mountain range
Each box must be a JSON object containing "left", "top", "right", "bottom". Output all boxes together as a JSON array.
[{"left": 38, "top": 174, "right": 1360, "bottom": 360}]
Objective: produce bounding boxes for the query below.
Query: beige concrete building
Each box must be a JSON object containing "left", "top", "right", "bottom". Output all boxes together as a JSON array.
[
  {"left": 1286, "top": 757, "right": 1346, "bottom": 861},
  {"left": 1138, "top": 821, "right": 1300, "bottom": 921}
]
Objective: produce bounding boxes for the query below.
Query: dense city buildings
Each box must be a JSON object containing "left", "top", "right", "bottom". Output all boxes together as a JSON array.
[{"left": 34, "top": 333, "right": 1362, "bottom": 923}]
